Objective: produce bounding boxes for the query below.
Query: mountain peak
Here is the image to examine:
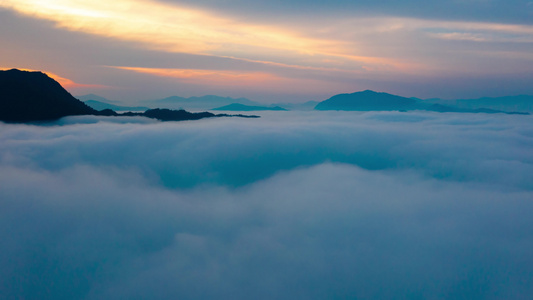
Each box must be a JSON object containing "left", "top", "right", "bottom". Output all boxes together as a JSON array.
[
  {"left": 212, "top": 103, "right": 288, "bottom": 111},
  {"left": 3, "top": 68, "right": 50, "bottom": 80},
  {"left": 315, "top": 90, "right": 417, "bottom": 111},
  {"left": 0, "top": 69, "right": 96, "bottom": 122},
  {"left": 147, "top": 94, "right": 259, "bottom": 110}
]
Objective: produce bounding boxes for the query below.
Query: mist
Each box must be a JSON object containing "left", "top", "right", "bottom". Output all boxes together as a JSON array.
[{"left": 1, "top": 111, "right": 532, "bottom": 299}]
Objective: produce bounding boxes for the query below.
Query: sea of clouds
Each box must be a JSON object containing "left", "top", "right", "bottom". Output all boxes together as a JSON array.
[{"left": 1, "top": 111, "right": 532, "bottom": 299}]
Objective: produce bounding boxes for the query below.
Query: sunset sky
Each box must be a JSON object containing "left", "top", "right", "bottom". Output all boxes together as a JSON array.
[{"left": 2, "top": 0, "right": 533, "bottom": 102}]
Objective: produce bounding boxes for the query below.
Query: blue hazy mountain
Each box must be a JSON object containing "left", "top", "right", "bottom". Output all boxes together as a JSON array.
[
  {"left": 454, "top": 95, "right": 533, "bottom": 113},
  {"left": 315, "top": 90, "right": 529, "bottom": 114},
  {"left": 315, "top": 90, "right": 419, "bottom": 111},
  {"left": 212, "top": 103, "right": 288, "bottom": 111},
  {"left": 274, "top": 101, "right": 319, "bottom": 111},
  {"left": 84, "top": 100, "right": 149, "bottom": 112},
  {"left": 420, "top": 95, "right": 533, "bottom": 113},
  {"left": 145, "top": 95, "right": 260, "bottom": 110},
  {"left": 0, "top": 69, "right": 97, "bottom": 122},
  {"left": 76, "top": 93, "right": 120, "bottom": 103},
  {"left": 425, "top": 104, "right": 527, "bottom": 114}
]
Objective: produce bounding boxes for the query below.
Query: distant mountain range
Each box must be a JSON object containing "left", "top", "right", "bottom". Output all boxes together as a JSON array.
[
  {"left": 83, "top": 94, "right": 319, "bottom": 111},
  {"left": 420, "top": 95, "right": 533, "bottom": 113},
  {"left": 144, "top": 95, "right": 260, "bottom": 110},
  {"left": 273, "top": 101, "right": 319, "bottom": 111},
  {"left": 315, "top": 90, "right": 530, "bottom": 114},
  {"left": 212, "top": 103, "right": 287, "bottom": 111},
  {"left": 3, "top": 69, "right": 530, "bottom": 123},
  {"left": 0, "top": 69, "right": 257, "bottom": 122},
  {"left": 82, "top": 91, "right": 533, "bottom": 114},
  {"left": 77, "top": 93, "right": 121, "bottom": 103},
  {"left": 84, "top": 100, "right": 150, "bottom": 112}
]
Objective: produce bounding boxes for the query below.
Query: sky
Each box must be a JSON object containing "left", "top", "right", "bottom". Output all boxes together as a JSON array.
[
  {"left": 1, "top": 0, "right": 533, "bottom": 102},
  {"left": 1, "top": 111, "right": 533, "bottom": 299}
]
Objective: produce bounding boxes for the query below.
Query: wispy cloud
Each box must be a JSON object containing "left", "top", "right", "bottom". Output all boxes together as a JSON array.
[
  {"left": 0, "top": 0, "right": 410, "bottom": 74},
  {"left": 109, "top": 66, "right": 348, "bottom": 94},
  {"left": 427, "top": 32, "right": 489, "bottom": 42},
  {"left": 111, "top": 66, "right": 281, "bottom": 85},
  {"left": 0, "top": 0, "right": 389, "bottom": 68},
  {"left": 2, "top": 0, "right": 533, "bottom": 98},
  {"left": 422, "top": 21, "right": 533, "bottom": 43}
]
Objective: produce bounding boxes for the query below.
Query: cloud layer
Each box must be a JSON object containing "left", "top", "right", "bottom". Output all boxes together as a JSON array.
[
  {"left": 1, "top": 111, "right": 533, "bottom": 299},
  {"left": 157, "top": 0, "right": 533, "bottom": 25}
]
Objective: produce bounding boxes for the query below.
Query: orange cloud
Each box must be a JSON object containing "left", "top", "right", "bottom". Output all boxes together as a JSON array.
[
  {"left": 6, "top": 0, "right": 529, "bottom": 79},
  {"left": 0, "top": 0, "right": 402, "bottom": 72},
  {"left": 109, "top": 66, "right": 348, "bottom": 94},
  {"left": 0, "top": 1, "right": 328, "bottom": 53},
  {"left": 0, "top": 67, "right": 107, "bottom": 89},
  {"left": 111, "top": 66, "right": 282, "bottom": 86}
]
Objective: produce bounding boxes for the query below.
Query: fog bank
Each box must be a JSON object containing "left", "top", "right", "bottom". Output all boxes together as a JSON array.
[{"left": 1, "top": 111, "right": 532, "bottom": 299}]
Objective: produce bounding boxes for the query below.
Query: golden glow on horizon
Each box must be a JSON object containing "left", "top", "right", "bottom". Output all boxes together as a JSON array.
[
  {"left": 0, "top": 67, "right": 105, "bottom": 89},
  {"left": 110, "top": 66, "right": 349, "bottom": 94},
  {"left": 112, "top": 66, "right": 283, "bottom": 85}
]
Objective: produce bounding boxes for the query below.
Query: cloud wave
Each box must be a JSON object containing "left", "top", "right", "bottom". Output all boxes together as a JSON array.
[{"left": 1, "top": 111, "right": 532, "bottom": 299}]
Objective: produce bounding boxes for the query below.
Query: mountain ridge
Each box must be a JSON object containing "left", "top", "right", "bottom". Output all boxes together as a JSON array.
[
  {"left": 315, "top": 90, "right": 419, "bottom": 111},
  {"left": 314, "top": 90, "right": 530, "bottom": 114},
  {"left": 84, "top": 100, "right": 150, "bottom": 112},
  {"left": 0, "top": 69, "right": 97, "bottom": 122},
  {"left": 0, "top": 69, "right": 258, "bottom": 122},
  {"left": 212, "top": 103, "right": 287, "bottom": 111},
  {"left": 145, "top": 95, "right": 260, "bottom": 110},
  {"left": 76, "top": 93, "right": 121, "bottom": 103}
]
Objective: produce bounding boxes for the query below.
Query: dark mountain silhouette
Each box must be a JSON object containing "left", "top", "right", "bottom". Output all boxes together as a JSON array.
[
  {"left": 0, "top": 69, "right": 97, "bottom": 122},
  {"left": 212, "top": 103, "right": 287, "bottom": 111},
  {"left": 97, "top": 109, "right": 119, "bottom": 116},
  {"left": 315, "top": 90, "right": 419, "bottom": 111},
  {"left": 84, "top": 100, "right": 149, "bottom": 112},
  {"left": 122, "top": 109, "right": 259, "bottom": 121},
  {"left": 122, "top": 109, "right": 215, "bottom": 121},
  {"left": 0, "top": 69, "right": 258, "bottom": 123}
]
